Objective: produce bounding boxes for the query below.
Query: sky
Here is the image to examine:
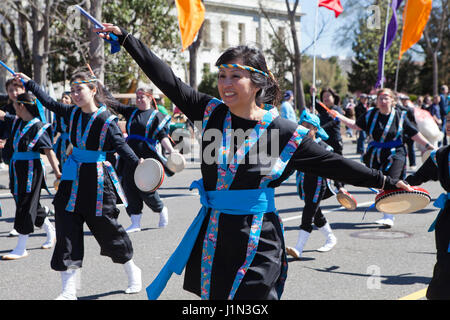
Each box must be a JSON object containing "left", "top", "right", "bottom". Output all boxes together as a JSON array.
[{"left": 297, "top": 0, "right": 354, "bottom": 59}]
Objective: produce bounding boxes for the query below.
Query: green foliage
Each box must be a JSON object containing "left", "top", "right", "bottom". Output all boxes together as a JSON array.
[
  {"left": 301, "top": 55, "right": 348, "bottom": 97},
  {"left": 45, "top": 0, "right": 180, "bottom": 92},
  {"left": 198, "top": 64, "right": 219, "bottom": 98},
  {"left": 264, "top": 34, "right": 293, "bottom": 93},
  {"left": 103, "top": 0, "right": 180, "bottom": 92},
  {"left": 347, "top": 7, "right": 421, "bottom": 94}
]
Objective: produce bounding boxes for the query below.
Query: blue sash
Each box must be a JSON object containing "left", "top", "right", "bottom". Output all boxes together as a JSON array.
[
  {"left": 11, "top": 151, "right": 41, "bottom": 161},
  {"left": 367, "top": 138, "right": 402, "bottom": 149},
  {"left": 61, "top": 147, "right": 106, "bottom": 181},
  {"left": 146, "top": 179, "right": 276, "bottom": 300},
  {"left": 125, "top": 134, "right": 157, "bottom": 146}
]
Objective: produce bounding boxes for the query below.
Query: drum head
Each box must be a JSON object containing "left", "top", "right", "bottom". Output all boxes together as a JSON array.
[
  {"left": 166, "top": 152, "right": 186, "bottom": 173},
  {"left": 375, "top": 187, "right": 430, "bottom": 214},
  {"left": 134, "top": 158, "right": 164, "bottom": 192},
  {"left": 336, "top": 191, "right": 357, "bottom": 210}
]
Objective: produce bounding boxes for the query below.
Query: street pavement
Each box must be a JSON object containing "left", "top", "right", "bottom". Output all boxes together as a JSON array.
[{"left": 0, "top": 136, "right": 442, "bottom": 301}]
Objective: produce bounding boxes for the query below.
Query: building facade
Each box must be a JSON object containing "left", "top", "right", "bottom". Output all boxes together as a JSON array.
[{"left": 168, "top": 0, "right": 304, "bottom": 89}]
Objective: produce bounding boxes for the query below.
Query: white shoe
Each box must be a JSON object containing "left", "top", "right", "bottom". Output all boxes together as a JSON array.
[
  {"left": 123, "top": 260, "right": 142, "bottom": 294},
  {"left": 41, "top": 218, "right": 56, "bottom": 249},
  {"left": 126, "top": 214, "right": 142, "bottom": 233},
  {"left": 8, "top": 229, "right": 19, "bottom": 237},
  {"left": 2, "top": 250, "right": 29, "bottom": 260},
  {"left": 2, "top": 234, "right": 29, "bottom": 260},
  {"left": 286, "top": 229, "right": 310, "bottom": 259},
  {"left": 375, "top": 214, "right": 394, "bottom": 227},
  {"left": 317, "top": 223, "right": 337, "bottom": 252},
  {"left": 158, "top": 207, "right": 168, "bottom": 228},
  {"left": 55, "top": 269, "right": 78, "bottom": 300}
]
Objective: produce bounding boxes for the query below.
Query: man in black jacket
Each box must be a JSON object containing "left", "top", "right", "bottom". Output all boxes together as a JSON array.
[{"left": 354, "top": 94, "right": 368, "bottom": 154}]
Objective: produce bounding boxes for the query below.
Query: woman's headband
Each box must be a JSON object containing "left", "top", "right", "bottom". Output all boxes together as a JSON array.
[
  {"left": 16, "top": 99, "right": 36, "bottom": 105},
  {"left": 218, "top": 63, "right": 274, "bottom": 80},
  {"left": 71, "top": 79, "right": 98, "bottom": 85}
]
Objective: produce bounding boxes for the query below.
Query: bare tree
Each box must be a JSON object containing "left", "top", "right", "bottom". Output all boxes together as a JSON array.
[
  {"left": 422, "top": 0, "right": 448, "bottom": 96},
  {"left": 87, "top": 0, "right": 104, "bottom": 81},
  {"left": 0, "top": 2, "right": 33, "bottom": 76},
  {"left": 260, "top": 1, "right": 330, "bottom": 113},
  {"left": 0, "top": 0, "right": 59, "bottom": 86},
  {"left": 188, "top": 23, "right": 204, "bottom": 90}
]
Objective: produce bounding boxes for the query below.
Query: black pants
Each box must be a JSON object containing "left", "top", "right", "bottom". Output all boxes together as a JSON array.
[
  {"left": 298, "top": 175, "right": 328, "bottom": 233},
  {"left": 405, "top": 139, "right": 416, "bottom": 166},
  {"left": 426, "top": 207, "right": 450, "bottom": 300},
  {"left": 12, "top": 169, "right": 47, "bottom": 235},
  {"left": 50, "top": 207, "right": 133, "bottom": 271},
  {"left": 14, "top": 199, "right": 47, "bottom": 235},
  {"left": 122, "top": 173, "right": 164, "bottom": 215}
]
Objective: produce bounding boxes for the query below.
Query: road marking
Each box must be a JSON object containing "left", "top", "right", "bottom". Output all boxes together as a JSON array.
[
  {"left": 281, "top": 201, "right": 375, "bottom": 222},
  {"left": 398, "top": 288, "right": 427, "bottom": 300}
]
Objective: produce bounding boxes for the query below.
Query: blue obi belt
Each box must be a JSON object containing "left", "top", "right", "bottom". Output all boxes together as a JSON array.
[
  {"left": 61, "top": 146, "right": 127, "bottom": 216},
  {"left": 146, "top": 179, "right": 276, "bottom": 300}
]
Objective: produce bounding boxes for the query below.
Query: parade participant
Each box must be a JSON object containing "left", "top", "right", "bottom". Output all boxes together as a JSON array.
[
  {"left": 95, "top": 24, "right": 411, "bottom": 300},
  {"left": 280, "top": 90, "right": 297, "bottom": 123},
  {"left": 103, "top": 85, "right": 176, "bottom": 231},
  {"left": 355, "top": 94, "right": 369, "bottom": 154},
  {"left": 313, "top": 87, "right": 352, "bottom": 204},
  {"left": 1, "top": 78, "right": 24, "bottom": 165},
  {"left": 286, "top": 110, "right": 337, "bottom": 259},
  {"left": 439, "top": 85, "right": 448, "bottom": 146},
  {"left": 52, "top": 92, "right": 72, "bottom": 169},
  {"left": 333, "top": 88, "right": 435, "bottom": 227},
  {"left": 405, "top": 111, "right": 450, "bottom": 299},
  {"left": 15, "top": 71, "right": 143, "bottom": 299},
  {"left": 0, "top": 93, "right": 60, "bottom": 260},
  {"left": 399, "top": 95, "right": 417, "bottom": 169}
]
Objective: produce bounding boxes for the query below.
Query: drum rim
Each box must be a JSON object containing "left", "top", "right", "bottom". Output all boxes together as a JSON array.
[
  {"left": 134, "top": 158, "right": 164, "bottom": 192},
  {"left": 166, "top": 152, "right": 186, "bottom": 172},
  {"left": 336, "top": 191, "right": 357, "bottom": 210},
  {"left": 375, "top": 187, "right": 430, "bottom": 202}
]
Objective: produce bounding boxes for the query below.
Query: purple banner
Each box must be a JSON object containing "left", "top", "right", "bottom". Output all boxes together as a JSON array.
[{"left": 375, "top": 0, "right": 404, "bottom": 88}]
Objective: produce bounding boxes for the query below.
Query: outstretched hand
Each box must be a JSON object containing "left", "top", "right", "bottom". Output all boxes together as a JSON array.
[
  {"left": 14, "top": 72, "right": 31, "bottom": 83},
  {"left": 395, "top": 180, "right": 414, "bottom": 192},
  {"left": 93, "top": 23, "right": 122, "bottom": 40}
]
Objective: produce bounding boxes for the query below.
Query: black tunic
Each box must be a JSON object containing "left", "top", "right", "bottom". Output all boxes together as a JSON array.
[
  {"left": 25, "top": 80, "right": 140, "bottom": 215},
  {"left": 315, "top": 103, "right": 344, "bottom": 155},
  {"left": 356, "top": 107, "right": 418, "bottom": 179},
  {"left": 406, "top": 146, "right": 450, "bottom": 300},
  {"left": 106, "top": 94, "right": 172, "bottom": 174},
  {"left": 52, "top": 114, "right": 71, "bottom": 168},
  {"left": 0, "top": 102, "right": 16, "bottom": 164},
  {"left": 2, "top": 114, "right": 52, "bottom": 234},
  {"left": 118, "top": 30, "right": 400, "bottom": 300}
]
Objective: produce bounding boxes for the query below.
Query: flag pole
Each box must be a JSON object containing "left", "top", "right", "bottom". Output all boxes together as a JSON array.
[
  {"left": 394, "top": 0, "right": 408, "bottom": 92},
  {"left": 312, "top": 0, "right": 320, "bottom": 110},
  {"left": 380, "top": 0, "right": 391, "bottom": 89}
]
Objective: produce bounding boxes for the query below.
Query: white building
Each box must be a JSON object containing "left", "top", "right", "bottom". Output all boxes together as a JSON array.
[{"left": 165, "top": 0, "right": 304, "bottom": 90}]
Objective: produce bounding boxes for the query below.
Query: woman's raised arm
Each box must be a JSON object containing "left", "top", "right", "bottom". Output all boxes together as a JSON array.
[{"left": 93, "top": 24, "right": 212, "bottom": 122}]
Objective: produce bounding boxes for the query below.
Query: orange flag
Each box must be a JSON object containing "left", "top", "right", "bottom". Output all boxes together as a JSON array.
[
  {"left": 175, "top": 0, "right": 205, "bottom": 51},
  {"left": 399, "top": 0, "right": 432, "bottom": 60}
]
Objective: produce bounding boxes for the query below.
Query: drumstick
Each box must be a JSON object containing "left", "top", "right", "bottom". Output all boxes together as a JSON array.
[
  {"left": 0, "top": 60, "right": 25, "bottom": 85},
  {"left": 75, "top": 5, "right": 104, "bottom": 29},
  {"left": 86, "top": 63, "right": 96, "bottom": 78},
  {"left": 317, "top": 101, "right": 338, "bottom": 120}
]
